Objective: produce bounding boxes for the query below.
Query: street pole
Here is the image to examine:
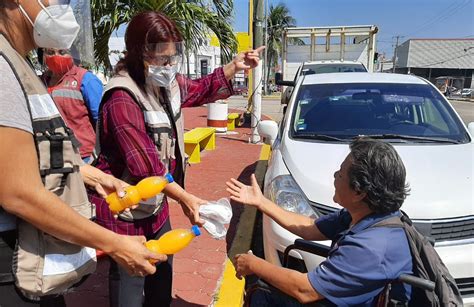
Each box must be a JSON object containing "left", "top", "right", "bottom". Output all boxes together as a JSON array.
[
  {"left": 251, "top": 0, "right": 264, "bottom": 143},
  {"left": 392, "top": 35, "right": 400, "bottom": 73},
  {"left": 247, "top": 0, "right": 253, "bottom": 103},
  {"left": 263, "top": 0, "right": 268, "bottom": 95}
]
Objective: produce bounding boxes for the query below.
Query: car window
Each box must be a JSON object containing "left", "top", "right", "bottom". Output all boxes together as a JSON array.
[
  {"left": 290, "top": 82, "right": 469, "bottom": 143},
  {"left": 301, "top": 64, "right": 367, "bottom": 75}
]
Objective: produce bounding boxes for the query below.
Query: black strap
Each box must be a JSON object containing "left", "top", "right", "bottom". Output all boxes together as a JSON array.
[
  {"left": 39, "top": 167, "right": 74, "bottom": 176},
  {"left": 372, "top": 211, "right": 412, "bottom": 228},
  {"left": 49, "top": 133, "right": 64, "bottom": 169},
  {"left": 40, "top": 167, "right": 74, "bottom": 186},
  {"left": 0, "top": 272, "right": 14, "bottom": 284}
]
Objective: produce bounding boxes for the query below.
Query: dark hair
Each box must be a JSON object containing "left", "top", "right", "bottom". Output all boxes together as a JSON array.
[
  {"left": 114, "top": 11, "right": 183, "bottom": 90},
  {"left": 348, "top": 137, "right": 410, "bottom": 213}
]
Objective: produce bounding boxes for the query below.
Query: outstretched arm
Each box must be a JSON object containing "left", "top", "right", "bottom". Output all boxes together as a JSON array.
[
  {"left": 222, "top": 46, "right": 265, "bottom": 80},
  {"left": 163, "top": 182, "right": 206, "bottom": 226},
  {"left": 226, "top": 174, "right": 327, "bottom": 241},
  {"left": 180, "top": 46, "right": 265, "bottom": 107}
]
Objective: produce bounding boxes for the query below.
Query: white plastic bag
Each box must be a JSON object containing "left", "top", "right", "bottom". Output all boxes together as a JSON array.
[{"left": 199, "top": 198, "right": 232, "bottom": 239}]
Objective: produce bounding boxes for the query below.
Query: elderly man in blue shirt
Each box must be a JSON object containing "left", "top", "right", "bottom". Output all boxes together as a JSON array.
[{"left": 226, "top": 137, "right": 413, "bottom": 306}]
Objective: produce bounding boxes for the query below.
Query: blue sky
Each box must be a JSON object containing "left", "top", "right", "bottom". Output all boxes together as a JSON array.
[{"left": 232, "top": 0, "right": 474, "bottom": 57}]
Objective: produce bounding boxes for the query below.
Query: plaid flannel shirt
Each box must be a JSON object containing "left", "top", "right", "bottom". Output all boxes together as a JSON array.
[{"left": 88, "top": 67, "right": 233, "bottom": 235}]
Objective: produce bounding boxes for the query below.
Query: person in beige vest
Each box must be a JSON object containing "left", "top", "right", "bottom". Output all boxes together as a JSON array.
[
  {"left": 90, "top": 10, "right": 264, "bottom": 307},
  {"left": 0, "top": 1, "right": 166, "bottom": 306}
]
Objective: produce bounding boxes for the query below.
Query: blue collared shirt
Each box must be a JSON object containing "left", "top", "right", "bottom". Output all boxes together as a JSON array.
[
  {"left": 308, "top": 209, "right": 412, "bottom": 306},
  {"left": 81, "top": 71, "right": 103, "bottom": 122}
]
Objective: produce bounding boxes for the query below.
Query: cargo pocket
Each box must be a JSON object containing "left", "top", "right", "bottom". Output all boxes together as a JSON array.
[
  {"left": 41, "top": 232, "right": 96, "bottom": 295},
  {"left": 159, "top": 133, "right": 171, "bottom": 160}
]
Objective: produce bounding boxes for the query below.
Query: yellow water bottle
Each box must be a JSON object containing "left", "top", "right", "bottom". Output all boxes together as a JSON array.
[
  {"left": 145, "top": 226, "right": 201, "bottom": 259},
  {"left": 106, "top": 173, "right": 174, "bottom": 213}
]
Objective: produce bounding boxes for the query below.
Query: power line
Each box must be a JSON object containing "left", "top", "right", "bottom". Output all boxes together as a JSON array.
[{"left": 402, "top": 0, "right": 471, "bottom": 37}]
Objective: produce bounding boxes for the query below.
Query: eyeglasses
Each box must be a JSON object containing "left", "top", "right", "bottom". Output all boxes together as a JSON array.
[{"left": 152, "top": 54, "right": 182, "bottom": 66}]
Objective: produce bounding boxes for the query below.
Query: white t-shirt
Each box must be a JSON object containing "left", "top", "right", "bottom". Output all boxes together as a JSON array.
[{"left": 0, "top": 55, "right": 33, "bottom": 231}]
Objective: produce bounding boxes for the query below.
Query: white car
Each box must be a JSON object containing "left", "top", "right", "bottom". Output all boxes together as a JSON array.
[
  {"left": 461, "top": 88, "right": 474, "bottom": 98},
  {"left": 258, "top": 72, "right": 474, "bottom": 304}
]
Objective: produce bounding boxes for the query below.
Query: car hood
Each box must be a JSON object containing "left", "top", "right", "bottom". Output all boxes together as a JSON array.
[{"left": 281, "top": 138, "right": 474, "bottom": 219}]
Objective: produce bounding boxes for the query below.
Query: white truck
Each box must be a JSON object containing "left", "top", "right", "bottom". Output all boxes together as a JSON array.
[{"left": 276, "top": 25, "right": 378, "bottom": 104}]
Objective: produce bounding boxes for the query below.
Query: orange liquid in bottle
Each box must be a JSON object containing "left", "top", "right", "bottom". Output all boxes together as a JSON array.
[
  {"left": 106, "top": 186, "right": 141, "bottom": 213},
  {"left": 145, "top": 226, "right": 201, "bottom": 255},
  {"left": 106, "top": 173, "right": 174, "bottom": 213},
  {"left": 136, "top": 176, "right": 170, "bottom": 200}
]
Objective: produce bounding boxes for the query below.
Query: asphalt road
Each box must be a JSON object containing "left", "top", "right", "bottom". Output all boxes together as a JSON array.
[{"left": 449, "top": 99, "right": 474, "bottom": 125}]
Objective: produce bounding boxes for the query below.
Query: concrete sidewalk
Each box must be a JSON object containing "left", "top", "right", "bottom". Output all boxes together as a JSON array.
[{"left": 64, "top": 103, "right": 273, "bottom": 306}]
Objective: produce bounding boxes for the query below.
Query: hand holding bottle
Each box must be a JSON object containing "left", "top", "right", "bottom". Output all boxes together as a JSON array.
[
  {"left": 108, "top": 234, "right": 167, "bottom": 276},
  {"left": 106, "top": 173, "right": 174, "bottom": 213}
]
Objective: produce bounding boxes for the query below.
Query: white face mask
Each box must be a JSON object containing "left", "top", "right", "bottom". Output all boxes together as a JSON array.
[
  {"left": 148, "top": 65, "right": 178, "bottom": 87},
  {"left": 18, "top": 3, "right": 80, "bottom": 49}
]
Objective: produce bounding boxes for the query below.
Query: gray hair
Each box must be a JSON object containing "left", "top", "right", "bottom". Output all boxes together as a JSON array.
[{"left": 349, "top": 137, "right": 410, "bottom": 213}]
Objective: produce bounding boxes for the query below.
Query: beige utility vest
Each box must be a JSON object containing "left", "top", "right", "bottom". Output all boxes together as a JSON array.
[
  {"left": 101, "top": 72, "right": 186, "bottom": 221},
  {"left": 0, "top": 34, "right": 96, "bottom": 299}
]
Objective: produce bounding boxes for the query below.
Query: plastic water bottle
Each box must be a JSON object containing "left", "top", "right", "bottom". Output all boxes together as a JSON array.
[
  {"left": 145, "top": 225, "right": 201, "bottom": 256},
  {"left": 106, "top": 173, "right": 174, "bottom": 213}
]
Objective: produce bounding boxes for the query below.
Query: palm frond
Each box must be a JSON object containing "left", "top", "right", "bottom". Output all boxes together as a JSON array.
[
  {"left": 265, "top": 3, "right": 297, "bottom": 83},
  {"left": 91, "top": 0, "right": 237, "bottom": 73}
]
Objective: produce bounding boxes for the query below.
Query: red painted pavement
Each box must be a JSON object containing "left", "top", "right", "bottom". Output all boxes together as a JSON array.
[{"left": 65, "top": 106, "right": 264, "bottom": 306}]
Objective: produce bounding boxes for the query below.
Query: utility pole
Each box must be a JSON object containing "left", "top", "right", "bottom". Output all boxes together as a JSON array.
[
  {"left": 263, "top": 0, "right": 268, "bottom": 95},
  {"left": 392, "top": 35, "right": 401, "bottom": 73},
  {"left": 251, "top": 0, "right": 264, "bottom": 143},
  {"left": 247, "top": 0, "right": 253, "bottom": 102}
]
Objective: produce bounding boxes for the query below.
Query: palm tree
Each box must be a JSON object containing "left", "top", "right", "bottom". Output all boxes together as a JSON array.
[
  {"left": 91, "top": 0, "right": 237, "bottom": 74},
  {"left": 265, "top": 3, "right": 300, "bottom": 92}
]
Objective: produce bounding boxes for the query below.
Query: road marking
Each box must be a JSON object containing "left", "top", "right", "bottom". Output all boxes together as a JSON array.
[
  {"left": 214, "top": 258, "right": 245, "bottom": 307},
  {"left": 259, "top": 144, "right": 271, "bottom": 160}
]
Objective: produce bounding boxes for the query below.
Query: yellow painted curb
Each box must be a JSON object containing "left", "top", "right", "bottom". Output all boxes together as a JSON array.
[
  {"left": 259, "top": 144, "right": 271, "bottom": 161},
  {"left": 214, "top": 258, "right": 245, "bottom": 307}
]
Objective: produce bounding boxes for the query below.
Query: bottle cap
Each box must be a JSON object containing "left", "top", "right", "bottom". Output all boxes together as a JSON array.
[
  {"left": 165, "top": 173, "right": 174, "bottom": 183},
  {"left": 191, "top": 225, "right": 201, "bottom": 236}
]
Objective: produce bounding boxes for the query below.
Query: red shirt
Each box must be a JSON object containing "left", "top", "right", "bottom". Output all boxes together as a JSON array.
[{"left": 88, "top": 68, "right": 233, "bottom": 235}]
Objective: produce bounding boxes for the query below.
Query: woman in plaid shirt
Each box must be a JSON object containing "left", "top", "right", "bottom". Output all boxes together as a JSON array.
[{"left": 88, "top": 11, "right": 264, "bottom": 307}]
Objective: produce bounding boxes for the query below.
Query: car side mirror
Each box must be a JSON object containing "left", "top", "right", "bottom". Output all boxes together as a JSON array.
[
  {"left": 275, "top": 72, "right": 295, "bottom": 87},
  {"left": 258, "top": 120, "right": 279, "bottom": 145},
  {"left": 468, "top": 122, "right": 474, "bottom": 142}
]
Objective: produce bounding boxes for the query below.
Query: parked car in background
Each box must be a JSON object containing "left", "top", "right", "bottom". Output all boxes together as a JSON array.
[
  {"left": 278, "top": 60, "right": 367, "bottom": 105},
  {"left": 461, "top": 88, "right": 474, "bottom": 98},
  {"left": 258, "top": 72, "right": 474, "bottom": 304}
]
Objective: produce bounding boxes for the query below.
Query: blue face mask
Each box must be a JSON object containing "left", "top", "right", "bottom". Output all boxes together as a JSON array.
[{"left": 148, "top": 65, "right": 178, "bottom": 87}]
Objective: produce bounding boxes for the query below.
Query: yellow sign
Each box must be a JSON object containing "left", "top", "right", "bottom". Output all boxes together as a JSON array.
[{"left": 210, "top": 32, "right": 252, "bottom": 54}]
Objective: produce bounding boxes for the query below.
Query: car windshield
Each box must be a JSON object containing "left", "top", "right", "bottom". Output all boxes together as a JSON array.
[
  {"left": 291, "top": 82, "right": 470, "bottom": 143},
  {"left": 302, "top": 64, "right": 367, "bottom": 75}
]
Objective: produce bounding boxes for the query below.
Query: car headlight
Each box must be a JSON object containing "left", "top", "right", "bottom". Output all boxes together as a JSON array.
[{"left": 268, "top": 175, "right": 319, "bottom": 219}]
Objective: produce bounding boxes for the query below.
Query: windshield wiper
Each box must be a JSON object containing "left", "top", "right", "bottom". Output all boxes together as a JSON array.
[
  {"left": 294, "top": 133, "right": 345, "bottom": 142},
  {"left": 362, "top": 134, "right": 461, "bottom": 144}
]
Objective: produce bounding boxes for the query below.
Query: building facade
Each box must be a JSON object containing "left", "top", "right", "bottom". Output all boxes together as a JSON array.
[{"left": 394, "top": 39, "right": 474, "bottom": 90}]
